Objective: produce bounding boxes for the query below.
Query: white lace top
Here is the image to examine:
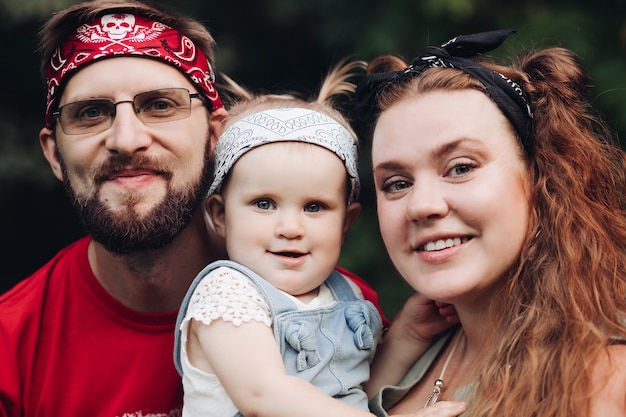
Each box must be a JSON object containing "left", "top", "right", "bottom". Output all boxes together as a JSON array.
[{"left": 179, "top": 266, "right": 363, "bottom": 417}]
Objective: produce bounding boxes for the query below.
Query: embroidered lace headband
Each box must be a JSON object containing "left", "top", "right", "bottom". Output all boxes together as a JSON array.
[
  {"left": 45, "top": 13, "right": 223, "bottom": 128},
  {"left": 209, "top": 107, "right": 360, "bottom": 204},
  {"left": 354, "top": 29, "right": 533, "bottom": 152}
]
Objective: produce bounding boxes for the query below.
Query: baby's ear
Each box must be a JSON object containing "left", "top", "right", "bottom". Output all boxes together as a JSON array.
[
  {"left": 342, "top": 202, "right": 362, "bottom": 240},
  {"left": 205, "top": 194, "right": 227, "bottom": 239}
]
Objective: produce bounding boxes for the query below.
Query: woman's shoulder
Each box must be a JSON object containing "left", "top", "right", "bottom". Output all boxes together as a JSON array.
[{"left": 588, "top": 344, "right": 626, "bottom": 416}]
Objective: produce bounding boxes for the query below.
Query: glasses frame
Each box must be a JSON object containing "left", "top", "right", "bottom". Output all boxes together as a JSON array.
[{"left": 51, "top": 88, "right": 204, "bottom": 135}]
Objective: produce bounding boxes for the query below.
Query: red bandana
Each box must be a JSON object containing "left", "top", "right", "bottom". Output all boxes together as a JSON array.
[{"left": 45, "top": 13, "right": 223, "bottom": 128}]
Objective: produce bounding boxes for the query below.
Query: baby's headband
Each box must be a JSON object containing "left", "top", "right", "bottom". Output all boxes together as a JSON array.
[
  {"left": 209, "top": 107, "right": 360, "bottom": 204},
  {"left": 45, "top": 13, "right": 223, "bottom": 128},
  {"left": 354, "top": 29, "right": 533, "bottom": 152}
]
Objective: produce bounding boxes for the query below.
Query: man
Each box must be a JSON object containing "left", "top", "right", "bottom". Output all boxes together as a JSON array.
[{"left": 0, "top": 1, "right": 385, "bottom": 416}]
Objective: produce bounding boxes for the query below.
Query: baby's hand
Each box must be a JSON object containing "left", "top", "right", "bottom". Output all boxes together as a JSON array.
[
  {"left": 366, "top": 295, "right": 460, "bottom": 396},
  {"left": 394, "top": 294, "right": 458, "bottom": 345},
  {"left": 390, "top": 401, "right": 466, "bottom": 417},
  {"left": 435, "top": 301, "right": 459, "bottom": 325}
]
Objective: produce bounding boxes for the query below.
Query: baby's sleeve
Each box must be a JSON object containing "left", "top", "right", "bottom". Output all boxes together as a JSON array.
[{"left": 185, "top": 266, "right": 272, "bottom": 328}]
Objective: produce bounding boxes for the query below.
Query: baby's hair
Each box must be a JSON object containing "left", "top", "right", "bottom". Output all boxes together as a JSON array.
[{"left": 219, "top": 58, "right": 364, "bottom": 146}]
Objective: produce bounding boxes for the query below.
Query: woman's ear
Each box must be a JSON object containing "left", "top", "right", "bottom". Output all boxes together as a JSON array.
[{"left": 205, "top": 194, "right": 227, "bottom": 239}]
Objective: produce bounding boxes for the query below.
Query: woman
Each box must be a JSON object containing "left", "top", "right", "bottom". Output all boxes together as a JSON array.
[{"left": 355, "top": 30, "right": 626, "bottom": 416}]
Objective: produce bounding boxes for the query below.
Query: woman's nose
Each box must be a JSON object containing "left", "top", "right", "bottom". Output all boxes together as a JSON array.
[{"left": 405, "top": 178, "right": 449, "bottom": 222}]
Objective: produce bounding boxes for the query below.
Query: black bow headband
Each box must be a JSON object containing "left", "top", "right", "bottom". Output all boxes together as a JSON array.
[{"left": 354, "top": 29, "right": 533, "bottom": 152}]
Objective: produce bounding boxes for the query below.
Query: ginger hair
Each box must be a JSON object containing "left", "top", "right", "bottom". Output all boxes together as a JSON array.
[{"left": 368, "top": 48, "right": 626, "bottom": 416}]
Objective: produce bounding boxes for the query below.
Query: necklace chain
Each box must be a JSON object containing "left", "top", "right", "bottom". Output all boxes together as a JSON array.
[{"left": 424, "top": 329, "right": 464, "bottom": 408}]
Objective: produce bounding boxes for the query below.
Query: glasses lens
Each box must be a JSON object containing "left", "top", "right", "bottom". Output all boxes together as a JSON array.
[
  {"left": 134, "top": 88, "right": 192, "bottom": 124},
  {"left": 55, "top": 88, "right": 196, "bottom": 135},
  {"left": 58, "top": 99, "right": 115, "bottom": 135}
]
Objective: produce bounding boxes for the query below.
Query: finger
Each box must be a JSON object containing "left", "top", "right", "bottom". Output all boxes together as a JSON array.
[{"left": 438, "top": 305, "right": 458, "bottom": 318}]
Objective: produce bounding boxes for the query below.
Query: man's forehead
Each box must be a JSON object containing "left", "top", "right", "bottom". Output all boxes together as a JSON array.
[{"left": 60, "top": 56, "right": 194, "bottom": 101}]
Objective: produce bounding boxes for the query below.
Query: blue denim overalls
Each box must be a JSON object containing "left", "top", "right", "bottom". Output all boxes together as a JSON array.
[{"left": 174, "top": 260, "right": 383, "bottom": 414}]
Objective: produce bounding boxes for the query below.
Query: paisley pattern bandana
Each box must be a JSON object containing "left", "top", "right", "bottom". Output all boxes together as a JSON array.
[
  {"left": 45, "top": 13, "right": 223, "bottom": 128},
  {"left": 355, "top": 29, "right": 533, "bottom": 152},
  {"left": 210, "top": 107, "right": 360, "bottom": 204}
]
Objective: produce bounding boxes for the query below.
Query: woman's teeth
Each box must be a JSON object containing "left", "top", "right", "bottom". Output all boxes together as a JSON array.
[{"left": 422, "top": 237, "right": 469, "bottom": 252}]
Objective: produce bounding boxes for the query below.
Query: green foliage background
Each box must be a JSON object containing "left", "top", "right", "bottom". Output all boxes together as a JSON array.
[{"left": 2, "top": 0, "right": 625, "bottom": 318}]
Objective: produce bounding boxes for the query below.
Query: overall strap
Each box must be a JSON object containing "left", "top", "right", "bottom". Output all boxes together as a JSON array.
[{"left": 324, "top": 269, "right": 360, "bottom": 302}]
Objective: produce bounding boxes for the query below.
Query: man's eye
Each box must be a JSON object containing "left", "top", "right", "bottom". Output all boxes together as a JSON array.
[
  {"left": 77, "top": 104, "right": 110, "bottom": 120},
  {"left": 138, "top": 97, "right": 181, "bottom": 119},
  {"left": 144, "top": 98, "right": 175, "bottom": 112}
]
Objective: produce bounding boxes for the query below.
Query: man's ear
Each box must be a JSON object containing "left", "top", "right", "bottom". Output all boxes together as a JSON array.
[
  {"left": 342, "top": 202, "right": 362, "bottom": 239},
  {"left": 39, "top": 127, "right": 64, "bottom": 181},
  {"left": 205, "top": 193, "right": 227, "bottom": 239},
  {"left": 208, "top": 107, "right": 228, "bottom": 154}
]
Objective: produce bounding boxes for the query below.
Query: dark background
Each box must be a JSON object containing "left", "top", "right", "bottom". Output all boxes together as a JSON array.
[{"left": 2, "top": 0, "right": 625, "bottom": 317}]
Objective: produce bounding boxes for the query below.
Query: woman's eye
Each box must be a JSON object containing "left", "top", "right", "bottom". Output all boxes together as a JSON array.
[
  {"left": 449, "top": 163, "right": 473, "bottom": 177},
  {"left": 254, "top": 199, "right": 274, "bottom": 210},
  {"left": 382, "top": 180, "right": 411, "bottom": 192}
]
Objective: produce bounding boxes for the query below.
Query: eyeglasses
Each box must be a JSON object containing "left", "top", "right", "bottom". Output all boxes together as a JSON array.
[{"left": 52, "top": 88, "right": 204, "bottom": 135}]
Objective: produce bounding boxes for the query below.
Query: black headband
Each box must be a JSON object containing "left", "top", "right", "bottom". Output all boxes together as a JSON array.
[{"left": 354, "top": 29, "right": 533, "bottom": 152}]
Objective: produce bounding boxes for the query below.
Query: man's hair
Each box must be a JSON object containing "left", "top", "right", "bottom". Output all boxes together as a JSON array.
[{"left": 38, "top": 0, "right": 217, "bottom": 83}]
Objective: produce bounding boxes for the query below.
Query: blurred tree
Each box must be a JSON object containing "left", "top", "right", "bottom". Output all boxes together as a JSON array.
[{"left": 1, "top": 0, "right": 624, "bottom": 317}]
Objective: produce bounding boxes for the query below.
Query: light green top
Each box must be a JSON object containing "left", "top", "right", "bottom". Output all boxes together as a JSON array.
[{"left": 368, "top": 328, "right": 474, "bottom": 417}]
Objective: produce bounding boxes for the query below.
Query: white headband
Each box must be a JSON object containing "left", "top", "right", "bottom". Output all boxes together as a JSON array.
[{"left": 209, "top": 107, "right": 360, "bottom": 203}]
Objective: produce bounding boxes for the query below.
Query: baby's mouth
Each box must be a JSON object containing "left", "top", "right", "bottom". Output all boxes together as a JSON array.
[{"left": 273, "top": 251, "right": 306, "bottom": 258}]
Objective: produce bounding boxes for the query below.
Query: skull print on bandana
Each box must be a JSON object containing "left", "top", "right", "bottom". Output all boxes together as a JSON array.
[{"left": 100, "top": 13, "right": 136, "bottom": 39}]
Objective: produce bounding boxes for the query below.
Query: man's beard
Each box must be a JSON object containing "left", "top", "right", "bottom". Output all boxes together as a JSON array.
[{"left": 58, "top": 144, "right": 212, "bottom": 255}]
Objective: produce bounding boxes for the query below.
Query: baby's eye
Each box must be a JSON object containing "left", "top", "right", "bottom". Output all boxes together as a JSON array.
[
  {"left": 254, "top": 199, "right": 275, "bottom": 210},
  {"left": 304, "top": 202, "right": 323, "bottom": 213}
]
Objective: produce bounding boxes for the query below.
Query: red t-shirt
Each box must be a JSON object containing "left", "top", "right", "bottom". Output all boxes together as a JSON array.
[{"left": 0, "top": 236, "right": 386, "bottom": 416}]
